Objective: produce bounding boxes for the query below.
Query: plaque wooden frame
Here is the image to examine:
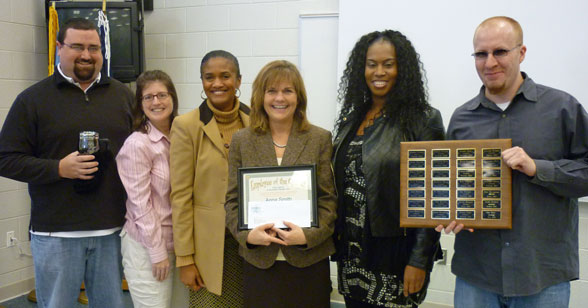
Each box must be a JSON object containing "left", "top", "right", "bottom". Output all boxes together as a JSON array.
[{"left": 400, "top": 139, "right": 512, "bottom": 229}]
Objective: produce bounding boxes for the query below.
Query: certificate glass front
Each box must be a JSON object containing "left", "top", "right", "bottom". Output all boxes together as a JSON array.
[{"left": 238, "top": 165, "right": 318, "bottom": 230}]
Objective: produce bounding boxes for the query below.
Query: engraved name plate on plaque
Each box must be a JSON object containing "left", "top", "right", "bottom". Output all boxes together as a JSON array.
[{"left": 400, "top": 139, "right": 512, "bottom": 229}]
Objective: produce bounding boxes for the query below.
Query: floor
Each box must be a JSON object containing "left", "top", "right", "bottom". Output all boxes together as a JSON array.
[
  {"left": 0, "top": 268, "right": 189, "bottom": 308},
  {"left": 0, "top": 291, "right": 346, "bottom": 308},
  {"left": 0, "top": 291, "right": 134, "bottom": 308}
]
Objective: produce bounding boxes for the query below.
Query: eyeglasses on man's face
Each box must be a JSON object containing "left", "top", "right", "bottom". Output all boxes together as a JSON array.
[
  {"left": 63, "top": 43, "right": 101, "bottom": 54},
  {"left": 471, "top": 44, "right": 521, "bottom": 61},
  {"left": 142, "top": 92, "right": 170, "bottom": 102}
]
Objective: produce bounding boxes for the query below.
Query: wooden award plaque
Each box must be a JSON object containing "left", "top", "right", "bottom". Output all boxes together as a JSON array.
[{"left": 399, "top": 139, "right": 512, "bottom": 229}]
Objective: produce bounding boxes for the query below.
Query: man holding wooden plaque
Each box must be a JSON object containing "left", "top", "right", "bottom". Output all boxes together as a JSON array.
[{"left": 438, "top": 16, "right": 588, "bottom": 308}]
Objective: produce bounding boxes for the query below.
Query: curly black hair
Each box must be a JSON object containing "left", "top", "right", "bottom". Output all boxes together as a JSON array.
[{"left": 334, "top": 30, "right": 431, "bottom": 137}]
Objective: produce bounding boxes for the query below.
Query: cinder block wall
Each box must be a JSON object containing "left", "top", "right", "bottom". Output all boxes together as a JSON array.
[
  {"left": 144, "top": 0, "right": 338, "bottom": 115},
  {"left": 0, "top": 0, "right": 46, "bottom": 302}
]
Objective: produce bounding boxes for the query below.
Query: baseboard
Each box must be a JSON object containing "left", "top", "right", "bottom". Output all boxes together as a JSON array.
[
  {"left": 421, "top": 301, "right": 453, "bottom": 308},
  {"left": 0, "top": 278, "right": 35, "bottom": 303},
  {"left": 330, "top": 300, "right": 451, "bottom": 308},
  {"left": 330, "top": 301, "right": 345, "bottom": 308}
]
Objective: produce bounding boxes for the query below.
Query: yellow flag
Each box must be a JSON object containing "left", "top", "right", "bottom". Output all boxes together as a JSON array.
[{"left": 48, "top": 5, "right": 59, "bottom": 76}]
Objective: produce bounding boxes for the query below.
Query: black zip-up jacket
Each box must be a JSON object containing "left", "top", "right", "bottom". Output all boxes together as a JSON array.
[
  {"left": 332, "top": 107, "right": 445, "bottom": 273},
  {"left": 0, "top": 71, "right": 133, "bottom": 232}
]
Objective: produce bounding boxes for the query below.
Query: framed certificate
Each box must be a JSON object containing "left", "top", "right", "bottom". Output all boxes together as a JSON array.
[
  {"left": 237, "top": 164, "right": 318, "bottom": 230},
  {"left": 400, "top": 139, "right": 512, "bottom": 229}
]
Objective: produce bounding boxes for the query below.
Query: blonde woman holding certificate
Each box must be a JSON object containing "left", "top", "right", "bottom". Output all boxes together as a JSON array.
[{"left": 225, "top": 60, "right": 337, "bottom": 308}]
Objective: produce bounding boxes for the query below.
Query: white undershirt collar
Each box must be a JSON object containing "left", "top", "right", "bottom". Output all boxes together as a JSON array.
[
  {"left": 495, "top": 101, "right": 511, "bottom": 111},
  {"left": 57, "top": 64, "right": 101, "bottom": 93}
]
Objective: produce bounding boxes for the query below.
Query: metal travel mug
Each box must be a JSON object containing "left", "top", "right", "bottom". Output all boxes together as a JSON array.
[{"left": 79, "top": 131, "right": 100, "bottom": 154}]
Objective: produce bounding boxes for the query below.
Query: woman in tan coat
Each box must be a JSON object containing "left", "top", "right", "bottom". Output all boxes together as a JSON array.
[{"left": 170, "top": 50, "right": 249, "bottom": 307}]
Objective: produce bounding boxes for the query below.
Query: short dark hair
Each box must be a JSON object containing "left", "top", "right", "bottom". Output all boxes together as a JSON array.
[
  {"left": 133, "top": 70, "right": 179, "bottom": 133},
  {"left": 57, "top": 18, "right": 99, "bottom": 44},
  {"left": 200, "top": 50, "right": 241, "bottom": 78}
]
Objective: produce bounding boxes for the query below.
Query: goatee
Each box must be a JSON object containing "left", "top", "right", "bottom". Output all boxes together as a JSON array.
[{"left": 74, "top": 61, "right": 96, "bottom": 82}]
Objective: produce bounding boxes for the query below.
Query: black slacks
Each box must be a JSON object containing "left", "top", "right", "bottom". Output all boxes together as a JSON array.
[{"left": 243, "top": 258, "right": 331, "bottom": 308}]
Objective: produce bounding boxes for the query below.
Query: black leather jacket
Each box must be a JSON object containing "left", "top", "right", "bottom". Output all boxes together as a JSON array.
[{"left": 332, "top": 107, "right": 445, "bottom": 271}]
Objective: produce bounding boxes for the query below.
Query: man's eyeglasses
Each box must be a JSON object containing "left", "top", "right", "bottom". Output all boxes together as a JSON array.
[
  {"left": 472, "top": 44, "right": 521, "bottom": 60},
  {"left": 63, "top": 43, "right": 102, "bottom": 54},
  {"left": 142, "top": 92, "right": 170, "bottom": 102}
]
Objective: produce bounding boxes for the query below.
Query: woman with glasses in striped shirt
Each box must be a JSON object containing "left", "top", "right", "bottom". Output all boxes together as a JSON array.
[{"left": 116, "top": 70, "right": 179, "bottom": 308}]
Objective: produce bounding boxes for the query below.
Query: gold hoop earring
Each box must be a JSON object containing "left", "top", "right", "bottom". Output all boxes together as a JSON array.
[
  {"left": 235, "top": 88, "right": 241, "bottom": 98},
  {"left": 201, "top": 90, "right": 207, "bottom": 100}
]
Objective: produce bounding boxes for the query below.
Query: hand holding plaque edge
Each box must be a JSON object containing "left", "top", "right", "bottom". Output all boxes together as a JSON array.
[
  {"left": 435, "top": 221, "right": 474, "bottom": 234},
  {"left": 501, "top": 146, "right": 536, "bottom": 177}
]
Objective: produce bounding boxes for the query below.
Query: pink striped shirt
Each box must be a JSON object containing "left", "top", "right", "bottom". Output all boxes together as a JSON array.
[{"left": 116, "top": 121, "right": 173, "bottom": 264}]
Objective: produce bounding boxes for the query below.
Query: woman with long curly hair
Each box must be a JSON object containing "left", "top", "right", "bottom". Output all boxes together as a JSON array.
[{"left": 332, "top": 30, "right": 444, "bottom": 307}]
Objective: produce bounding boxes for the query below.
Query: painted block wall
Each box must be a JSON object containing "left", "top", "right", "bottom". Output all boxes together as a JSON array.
[{"left": 0, "top": 0, "right": 46, "bottom": 301}]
